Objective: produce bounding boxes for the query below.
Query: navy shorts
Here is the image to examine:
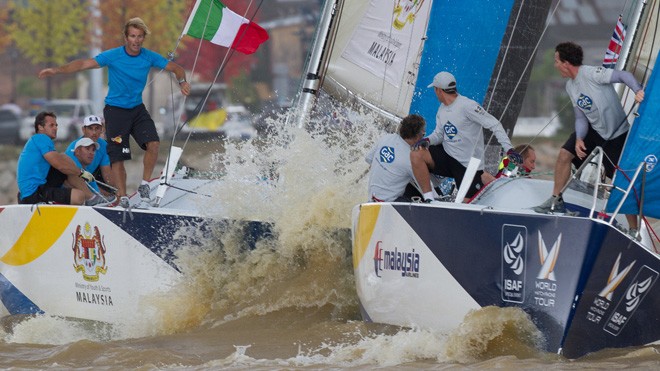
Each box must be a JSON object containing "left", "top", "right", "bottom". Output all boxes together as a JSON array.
[
  {"left": 428, "top": 145, "right": 484, "bottom": 198},
  {"left": 104, "top": 104, "right": 159, "bottom": 163},
  {"left": 562, "top": 126, "right": 627, "bottom": 179},
  {"left": 19, "top": 167, "right": 71, "bottom": 204}
]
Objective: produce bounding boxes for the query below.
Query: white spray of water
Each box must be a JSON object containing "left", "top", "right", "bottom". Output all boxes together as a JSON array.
[{"left": 1, "top": 101, "right": 394, "bottom": 343}]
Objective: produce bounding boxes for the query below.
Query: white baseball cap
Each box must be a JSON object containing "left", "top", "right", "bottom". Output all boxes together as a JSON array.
[
  {"left": 427, "top": 71, "right": 457, "bottom": 92},
  {"left": 74, "top": 137, "right": 100, "bottom": 150},
  {"left": 83, "top": 115, "right": 102, "bottom": 127}
]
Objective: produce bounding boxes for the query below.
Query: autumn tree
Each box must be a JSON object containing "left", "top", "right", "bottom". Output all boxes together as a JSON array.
[
  {"left": 0, "top": 2, "right": 12, "bottom": 50},
  {"left": 98, "top": 0, "right": 191, "bottom": 108},
  {"left": 11, "top": 0, "right": 87, "bottom": 99},
  {"left": 99, "top": 0, "right": 190, "bottom": 56}
]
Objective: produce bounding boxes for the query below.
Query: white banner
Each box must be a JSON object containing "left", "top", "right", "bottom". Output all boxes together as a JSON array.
[{"left": 341, "top": 0, "right": 431, "bottom": 88}]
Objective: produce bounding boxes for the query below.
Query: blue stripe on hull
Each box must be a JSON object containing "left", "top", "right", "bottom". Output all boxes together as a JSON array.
[
  {"left": 95, "top": 209, "right": 274, "bottom": 271},
  {"left": 561, "top": 229, "right": 660, "bottom": 358},
  {"left": 0, "top": 273, "right": 43, "bottom": 316}
]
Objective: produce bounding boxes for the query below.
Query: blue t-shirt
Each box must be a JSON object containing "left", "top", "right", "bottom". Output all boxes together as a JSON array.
[
  {"left": 66, "top": 137, "right": 110, "bottom": 173},
  {"left": 94, "top": 46, "right": 168, "bottom": 109},
  {"left": 17, "top": 134, "right": 56, "bottom": 199},
  {"left": 65, "top": 152, "right": 100, "bottom": 192}
]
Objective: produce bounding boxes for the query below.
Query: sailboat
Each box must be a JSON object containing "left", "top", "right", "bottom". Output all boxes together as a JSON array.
[
  {"left": 0, "top": 2, "right": 275, "bottom": 325},
  {"left": 330, "top": 0, "right": 660, "bottom": 359}
]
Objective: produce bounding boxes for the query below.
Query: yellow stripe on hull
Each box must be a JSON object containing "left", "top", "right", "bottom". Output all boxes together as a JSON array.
[
  {"left": 1, "top": 207, "right": 78, "bottom": 266},
  {"left": 353, "top": 204, "right": 381, "bottom": 269}
]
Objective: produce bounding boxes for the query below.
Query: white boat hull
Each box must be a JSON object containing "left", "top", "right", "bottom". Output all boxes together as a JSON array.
[
  {"left": 0, "top": 178, "right": 273, "bottom": 324},
  {"left": 352, "top": 178, "right": 660, "bottom": 358}
]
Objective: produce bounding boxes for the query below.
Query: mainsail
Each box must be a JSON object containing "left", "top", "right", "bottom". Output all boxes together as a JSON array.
[{"left": 316, "top": 0, "right": 551, "bottom": 140}]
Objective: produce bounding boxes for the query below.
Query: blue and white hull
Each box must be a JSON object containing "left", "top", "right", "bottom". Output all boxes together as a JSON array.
[
  {"left": 0, "top": 178, "right": 273, "bottom": 325},
  {"left": 352, "top": 179, "right": 660, "bottom": 358}
]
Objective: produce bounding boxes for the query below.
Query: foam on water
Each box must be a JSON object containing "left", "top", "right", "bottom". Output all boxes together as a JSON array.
[
  {"left": 166, "top": 102, "right": 386, "bottom": 327},
  {"left": 0, "top": 103, "right": 552, "bottom": 367}
]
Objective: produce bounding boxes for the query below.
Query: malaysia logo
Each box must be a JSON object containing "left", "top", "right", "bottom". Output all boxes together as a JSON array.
[
  {"left": 373, "top": 240, "right": 419, "bottom": 278},
  {"left": 577, "top": 94, "right": 593, "bottom": 110},
  {"left": 379, "top": 146, "right": 395, "bottom": 163},
  {"left": 537, "top": 232, "right": 561, "bottom": 281},
  {"left": 72, "top": 222, "right": 108, "bottom": 282},
  {"left": 392, "top": 0, "right": 424, "bottom": 30},
  {"left": 444, "top": 121, "right": 458, "bottom": 139},
  {"left": 111, "top": 135, "right": 122, "bottom": 144},
  {"left": 502, "top": 225, "right": 527, "bottom": 303},
  {"left": 604, "top": 264, "right": 658, "bottom": 336},
  {"left": 644, "top": 154, "right": 657, "bottom": 172}
]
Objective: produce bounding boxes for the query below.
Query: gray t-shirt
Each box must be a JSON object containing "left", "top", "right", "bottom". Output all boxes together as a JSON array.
[
  {"left": 365, "top": 133, "right": 414, "bottom": 201},
  {"left": 427, "top": 94, "right": 512, "bottom": 169},
  {"left": 565, "top": 65, "right": 628, "bottom": 139}
]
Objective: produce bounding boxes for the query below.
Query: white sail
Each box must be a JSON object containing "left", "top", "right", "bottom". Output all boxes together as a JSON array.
[{"left": 324, "top": 0, "right": 432, "bottom": 118}]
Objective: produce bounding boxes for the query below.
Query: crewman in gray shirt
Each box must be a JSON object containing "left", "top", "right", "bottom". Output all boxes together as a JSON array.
[
  {"left": 534, "top": 42, "right": 644, "bottom": 224},
  {"left": 411, "top": 71, "right": 521, "bottom": 202},
  {"left": 366, "top": 114, "right": 426, "bottom": 202}
]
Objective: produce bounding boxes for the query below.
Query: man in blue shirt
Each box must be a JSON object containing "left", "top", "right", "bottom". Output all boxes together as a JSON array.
[
  {"left": 38, "top": 17, "right": 191, "bottom": 207},
  {"left": 17, "top": 111, "right": 106, "bottom": 206},
  {"left": 66, "top": 115, "right": 116, "bottom": 196}
]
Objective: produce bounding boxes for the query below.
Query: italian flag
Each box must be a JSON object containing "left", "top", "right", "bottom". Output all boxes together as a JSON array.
[{"left": 183, "top": 0, "right": 269, "bottom": 54}]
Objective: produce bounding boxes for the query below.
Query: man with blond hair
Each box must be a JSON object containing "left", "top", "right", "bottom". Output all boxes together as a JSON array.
[{"left": 38, "top": 17, "right": 191, "bottom": 208}]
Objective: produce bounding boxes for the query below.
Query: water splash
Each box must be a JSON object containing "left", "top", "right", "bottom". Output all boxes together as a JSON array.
[
  {"left": 162, "top": 101, "right": 392, "bottom": 330},
  {"left": 443, "top": 306, "right": 546, "bottom": 363}
]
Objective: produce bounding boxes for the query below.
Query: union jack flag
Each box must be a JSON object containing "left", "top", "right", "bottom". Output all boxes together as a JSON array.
[{"left": 603, "top": 15, "right": 626, "bottom": 68}]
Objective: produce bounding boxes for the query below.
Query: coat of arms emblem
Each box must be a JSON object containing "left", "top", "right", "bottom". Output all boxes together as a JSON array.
[{"left": 72, "top": 222, "right": 108, "bottom": 281}]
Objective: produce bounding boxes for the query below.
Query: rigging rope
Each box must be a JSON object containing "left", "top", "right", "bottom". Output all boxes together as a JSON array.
[
  {"left": 159, "top": 0, "right": 264, "bottom": 192},
  {"left": 480, "top": 0, "right": 562, "bottom": 161}
]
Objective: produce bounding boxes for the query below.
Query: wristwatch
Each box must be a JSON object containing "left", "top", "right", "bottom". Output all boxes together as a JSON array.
[{"left": 178, "top": 78, "right": 187, "bottom": 85}]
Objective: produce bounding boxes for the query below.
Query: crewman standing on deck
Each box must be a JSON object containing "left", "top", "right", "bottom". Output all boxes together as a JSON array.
[{"left": 38, "top": 17, "right": 191, "bottom": 208}]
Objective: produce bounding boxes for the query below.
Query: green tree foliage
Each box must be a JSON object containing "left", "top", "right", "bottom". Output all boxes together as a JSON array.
[
  {"left": 0, "top": 2, "right": 12, "bottom": 49},
  {"left": 99, "top": 0, "right": 190, "bottom": 56},
  {"left": 11, "top": 0, "right": 87, "bottom": 67}
]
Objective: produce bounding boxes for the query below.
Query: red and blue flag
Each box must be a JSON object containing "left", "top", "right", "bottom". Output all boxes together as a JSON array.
[{"left": 603, "top": 15, "right": 626, "bottom": 68}]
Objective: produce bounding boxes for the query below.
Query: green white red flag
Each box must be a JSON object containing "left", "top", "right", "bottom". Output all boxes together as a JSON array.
[{"left": 183, "top": 0, "right": 269, "bottom": 54}]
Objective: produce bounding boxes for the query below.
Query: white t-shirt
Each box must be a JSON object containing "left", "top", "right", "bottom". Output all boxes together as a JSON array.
[
  {"left": 427, "top": 94, "right": 512, "bottom": 169},
  {"left": 365, "top": 133, "right": 414, "bottom": 201},
  {"left": 565, "top": 65, "right": 628, "bottom": 140}
]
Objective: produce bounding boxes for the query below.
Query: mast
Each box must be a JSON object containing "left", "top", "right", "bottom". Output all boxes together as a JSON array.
[
  {"left": 89, "top": 0, "right": 104, "bottom": 114},
  {"left": 617, "top": 0, "right": 648, "bottom": 71},
  {"left": 290, "top": 0, "right": 341, "bottom": 128}
]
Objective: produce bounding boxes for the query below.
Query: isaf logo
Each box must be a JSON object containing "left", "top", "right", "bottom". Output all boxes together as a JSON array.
[
  {"left": 72, "top": 222, "right": 108, "bottom": 282},
  {"left": 604, "top": 262, "right": 658, "bottom": 336},
  {"left": 501, "top": 225, "right": 527, "bottom": 303},
  {"left": 577, "top": 94, "right": 593, "bottom": 110},
  {"left": 379, "top": 146, "right": 395, "bottom": 163},
  {"left": 444, "top": 121, "right": 458, "bottom": 139}
]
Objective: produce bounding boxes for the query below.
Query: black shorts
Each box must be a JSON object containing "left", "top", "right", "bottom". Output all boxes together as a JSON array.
[
  {"left": 428, "top": 145, "right": 484, "bottom": 198},
  {"left": 104, "top": 104, "right": 159, "bottom": 163},
  {"left": 19, "top": 167, "right": 71, "bottom": 204},
  {"left": 562, "top": 126, "right": 627, "bottom": 178}
]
